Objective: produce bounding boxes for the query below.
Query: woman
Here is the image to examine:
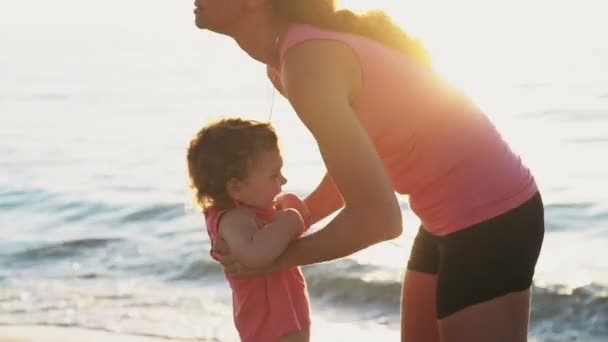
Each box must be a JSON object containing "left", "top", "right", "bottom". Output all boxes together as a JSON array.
[{"left": 193, "top": 1, "right": 544, "bottom": 341}]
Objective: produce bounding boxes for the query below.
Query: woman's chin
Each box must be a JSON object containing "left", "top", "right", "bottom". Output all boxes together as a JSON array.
[{"left": 194, "top": 15, "right": 206, "bottom": 30}]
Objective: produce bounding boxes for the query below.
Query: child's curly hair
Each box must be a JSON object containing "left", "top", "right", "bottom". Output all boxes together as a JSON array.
[{"left": 187, "top": 118, "right": 279, "bottom": 211}]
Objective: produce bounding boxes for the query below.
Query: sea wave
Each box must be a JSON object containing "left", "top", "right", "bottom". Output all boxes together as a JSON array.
[
  {"left": 8, "top": 238, "right": 122, "bottom": 263},
  {"left": 0, "top": 276, "right": 606, "bottom": 340}
]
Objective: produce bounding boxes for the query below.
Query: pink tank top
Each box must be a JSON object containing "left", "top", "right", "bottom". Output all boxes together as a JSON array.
[
  {"left": 277, "top": 24, "right": 538, "bottom": 235},
  {"left": 205, "top": 207, "right": 310, "bottom": 342}
]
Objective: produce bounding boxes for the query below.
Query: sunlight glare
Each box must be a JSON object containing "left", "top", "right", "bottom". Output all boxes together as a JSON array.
[{"left": 338, "top": 0, "right": 607, "bottom": 113}]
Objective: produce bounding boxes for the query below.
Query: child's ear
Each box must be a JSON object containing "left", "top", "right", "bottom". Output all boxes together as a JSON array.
[{"left": 226, "top": 177, "right": 242, "bottom": 200}]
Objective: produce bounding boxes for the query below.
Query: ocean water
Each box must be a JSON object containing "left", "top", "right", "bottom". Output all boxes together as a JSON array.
[{"left": 1, "top": 1, "right": 607, "bottom": 341}]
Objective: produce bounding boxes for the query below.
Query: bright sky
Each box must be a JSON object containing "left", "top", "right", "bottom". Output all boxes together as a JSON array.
[{"left": 338, "top": 0, "right": 607, "bottom": 102}]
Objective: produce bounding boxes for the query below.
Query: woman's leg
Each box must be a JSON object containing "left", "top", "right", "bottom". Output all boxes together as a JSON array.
[
  {"left": 434, "top": 193, "right": 544, "bottom": 342},
  {"left": 401, "top": 226, "right": 441, "bottom": 342},
  {"left": 401, "top": 271, "right": 440, "bottom": 342},
  {"left": 438, "top": 289, "right": 531, "bottom": 342}
]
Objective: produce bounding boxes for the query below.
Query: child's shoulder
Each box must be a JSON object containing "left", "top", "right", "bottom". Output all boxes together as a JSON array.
[
  {"left": 218, "top": 208, "right": 257, "bottom": 228},
  {"left": 205, "top": 207, "right": 256, "bottom": 231},
  {"left": 204, "top": 206, "right": 250, "bottom": 218}
]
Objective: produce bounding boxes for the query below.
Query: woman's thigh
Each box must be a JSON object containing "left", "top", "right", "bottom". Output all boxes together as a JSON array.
[
  {"left": 435, "top": 193, "right": 544, "bottom": 341},
  {"left": 438, "top": 288, "right": 531, "bottom": 342},
  {"left": 401, "top": 270, "right": 440, "bottom": 342},
  {"left": 402, "top": 225, "right": 441, "bottom": 342}
]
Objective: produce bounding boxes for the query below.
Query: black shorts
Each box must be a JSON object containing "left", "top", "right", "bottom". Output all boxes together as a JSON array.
[{"left": 406, "top": 192, "right": 545, "bottom": 319}]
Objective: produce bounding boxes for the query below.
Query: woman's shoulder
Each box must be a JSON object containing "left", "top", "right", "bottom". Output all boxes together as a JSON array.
[
  {"left": 277, "top": 25, "right": 363, "bottom": 106},
  {"left": 279, "top": 24, "right": 360, "bottom": 62}
]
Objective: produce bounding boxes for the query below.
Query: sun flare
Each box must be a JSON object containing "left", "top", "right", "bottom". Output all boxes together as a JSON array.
[{"left": 338, "top": 0, "right": 606, "bottom": 113}]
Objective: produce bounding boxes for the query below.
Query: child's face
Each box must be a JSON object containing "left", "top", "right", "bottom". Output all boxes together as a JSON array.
[{"left": 231, "top": 148, "right": 287, "bottom": 210}]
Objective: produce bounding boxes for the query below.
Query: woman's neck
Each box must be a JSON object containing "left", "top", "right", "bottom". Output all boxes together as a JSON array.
[{"left": 229, "top": 8, "right": 284, "bottom": 67}]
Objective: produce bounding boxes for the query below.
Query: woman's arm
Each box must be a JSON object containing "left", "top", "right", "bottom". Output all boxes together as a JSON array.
[
  {"left": 304, "top": 172, "right": 344, "bottom": 225},
  {"left": 277, "top": 40, "right": 402, "bottom": 268},
  {"left": 219, "top": 208, "right": 304, "bottom": 269},
  {"left": 270, "top": 63, "right": 344, "bottom": 225}
]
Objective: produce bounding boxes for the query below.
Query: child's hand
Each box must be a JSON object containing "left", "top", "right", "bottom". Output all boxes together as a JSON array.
[{"left": 275, "top": 193, "right": 312, "bottom": 231}]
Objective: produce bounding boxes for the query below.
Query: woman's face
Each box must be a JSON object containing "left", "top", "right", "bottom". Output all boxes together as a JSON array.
[{"left": 193, "top": 0, "right": 248, "bottom": 34}]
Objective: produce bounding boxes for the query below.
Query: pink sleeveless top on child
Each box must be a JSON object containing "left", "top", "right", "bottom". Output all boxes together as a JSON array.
[
  {"left": 277, "top": 25, "right": 538, "bottom": 235},
  {"left": 205, "top": 207, "right": 310, "bottom": 342}
]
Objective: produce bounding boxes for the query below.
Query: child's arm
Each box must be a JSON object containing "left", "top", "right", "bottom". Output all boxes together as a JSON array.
[
  {"left": 304, "top": 173, "right": 344, "bottom": 225},
  {"left": 275, "top": 193, "right": 312, "bottom": 231},
  {"left": 218, "top": 208, "right": 304, "bottom": 269}
]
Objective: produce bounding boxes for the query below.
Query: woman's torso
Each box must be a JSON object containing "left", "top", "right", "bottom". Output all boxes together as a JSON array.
[{"left": 277, "top": 24, "right": 537, "bottom": 235}]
